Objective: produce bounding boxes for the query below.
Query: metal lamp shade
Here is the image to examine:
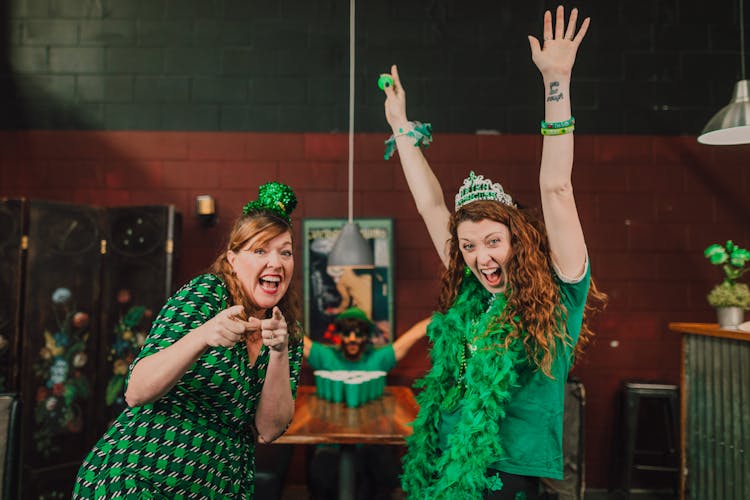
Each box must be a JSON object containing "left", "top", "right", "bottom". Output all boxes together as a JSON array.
[
  {"left": 698, "top": 80, "right": 750, "bottom": 145},
  {"left": 327, "top": 222, "right": 374, "bottom": 268}
]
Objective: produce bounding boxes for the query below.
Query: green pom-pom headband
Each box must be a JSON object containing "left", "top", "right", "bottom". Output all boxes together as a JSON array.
[{"left": 242, "top": 182, "right": 298, "bottom": 224}]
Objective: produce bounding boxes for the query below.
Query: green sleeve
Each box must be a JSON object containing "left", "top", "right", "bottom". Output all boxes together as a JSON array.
[
  {"left": 370, "top": 344, "right": 397, "bottom": 372},
  {"left": 132, "top": 274, "right": 227, "bottom": 364},
  {"left": 307, "top": 342, "right": 340, "bottom": 371},
  {"left": 557, "top": 262, "right": 591, "bottom": 346}
]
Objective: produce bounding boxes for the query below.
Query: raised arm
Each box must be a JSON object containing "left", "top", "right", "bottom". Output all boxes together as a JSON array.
[
  {"left": 383, "top": 66, "right": 452, "bottom": 267},
  {"left": 528, "top": 6, "right": 590, "bottom": 279},
  {"left": 392, "top": 317, "right": 431, "bottom": 362}
]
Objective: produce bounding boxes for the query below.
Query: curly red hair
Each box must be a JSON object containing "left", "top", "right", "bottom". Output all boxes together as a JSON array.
[{"left": 437, "top": 201, "right": 606, "bottom": 377}]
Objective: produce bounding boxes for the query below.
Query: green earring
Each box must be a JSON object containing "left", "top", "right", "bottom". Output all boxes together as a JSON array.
[{"left": 464, "top": 266, "right": 472, "bottom": 277}]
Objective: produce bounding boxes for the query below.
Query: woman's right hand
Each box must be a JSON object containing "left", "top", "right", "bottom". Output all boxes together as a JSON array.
[
  {"left": 201, "top": 304, "right": 253, "bottom": 347},
  {"left": 383, "top": 64, "right": 410, "bottom": 132},
  {"left": 527, "top": 6, "right": 589, "bottom": 80}
]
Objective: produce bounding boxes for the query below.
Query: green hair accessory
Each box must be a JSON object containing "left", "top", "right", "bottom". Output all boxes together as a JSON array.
[{"left": 242, "top": 182, "right": 298, "bottom": 224}]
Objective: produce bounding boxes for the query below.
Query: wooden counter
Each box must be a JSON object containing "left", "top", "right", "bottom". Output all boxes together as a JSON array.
[
  {"left": 669, "top": 322, "right": 750, "bottom": 500},
  {"left": 668, "top": 322, "right": 750, "bottom": 342}
]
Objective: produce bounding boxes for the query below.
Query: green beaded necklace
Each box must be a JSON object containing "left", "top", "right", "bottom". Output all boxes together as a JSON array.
[{"left": 442, "top": 292, "right": 499, "bottom": 412}]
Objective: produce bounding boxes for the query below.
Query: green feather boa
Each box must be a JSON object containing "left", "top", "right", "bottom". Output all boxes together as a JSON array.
[{"left": 401, "top": 274, "right": 527, "bottom": 498}]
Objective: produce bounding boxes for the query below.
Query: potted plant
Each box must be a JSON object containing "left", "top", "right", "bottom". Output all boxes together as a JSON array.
[{"left": 704, "top": 240, "right": 750, "bottom": 328}]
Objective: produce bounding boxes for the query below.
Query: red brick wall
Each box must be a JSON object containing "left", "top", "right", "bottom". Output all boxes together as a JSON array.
[{"left": 2, "top": 131, "right": 749, "bottom": 488}]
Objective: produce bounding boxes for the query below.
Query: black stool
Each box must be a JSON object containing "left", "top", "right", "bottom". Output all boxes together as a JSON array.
[{"left": 620, "top": 382, "right": 680, "bottom": 498}]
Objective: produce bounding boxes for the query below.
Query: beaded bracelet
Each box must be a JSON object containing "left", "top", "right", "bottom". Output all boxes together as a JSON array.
[
  {"left": 384, "top": 121, "right": 433, "bottom": 160},
  {"left": 541, "top": 124, "right": 575, "bottom": 136},
  {"left": 540, "top": 116, "right": 575, "bottom": 130}
]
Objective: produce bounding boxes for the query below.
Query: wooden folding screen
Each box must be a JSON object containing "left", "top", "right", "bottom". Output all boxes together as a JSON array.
[
  {"left": 0, "top": 199, "right": 180, "bottom": 499},
  {"left": 95, "top": 205, "right": 178, "bottom": 430},
  {"left": 19, "top": 200, "right": 104, "bottom": 498},
  {"left": 0, "top": 198, "right": 25, "bottom": 395}
]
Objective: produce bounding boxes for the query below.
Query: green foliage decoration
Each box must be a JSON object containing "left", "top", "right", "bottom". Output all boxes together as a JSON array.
[{"left": 704, "top": 240, "right": 750, "bottom": 309}]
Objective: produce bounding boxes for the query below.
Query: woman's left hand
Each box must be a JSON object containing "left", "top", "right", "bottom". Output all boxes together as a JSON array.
[
  {"left": 528, "top": 6, "right": 590, "bottom": 78},
  {"left": 258, "top": 307, "right": 288, "bottom": 352}
]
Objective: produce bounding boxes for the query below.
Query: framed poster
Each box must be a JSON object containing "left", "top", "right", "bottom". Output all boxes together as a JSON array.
[{"left": 302, "top": 218, "right": 394, "bottom": 345}]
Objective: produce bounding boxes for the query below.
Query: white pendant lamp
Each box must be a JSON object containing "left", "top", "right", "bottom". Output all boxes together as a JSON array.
[
  {"left": 327, "top": 0, "right": 374, "bottom": 268},
  {"left": 698, "top": 0, "right": 750, "bottom": 145}
]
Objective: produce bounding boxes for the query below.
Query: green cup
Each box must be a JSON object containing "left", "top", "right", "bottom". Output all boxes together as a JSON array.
[
  {"left": 322, "top": 372, "right": 335, "bottom": 400},
  {"left": 373, "top": 371, "right": 386, "bottom": 399},
  {"left": 330, "top": 372, "right": 346, "bottom": 403},
  {"left": 313, "top": 370, "right": 327, "bottom": 398},
  {"left": 344, "top": 380, "right": 361, "bottom": 407}
]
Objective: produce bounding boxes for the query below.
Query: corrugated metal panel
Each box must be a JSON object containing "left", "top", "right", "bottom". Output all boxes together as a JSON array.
[{"left": 685, "top": 334, "right": 750, "bottom": 499}]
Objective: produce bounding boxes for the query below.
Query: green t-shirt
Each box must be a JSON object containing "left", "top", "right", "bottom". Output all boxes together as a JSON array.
[
  {"left": 439, "top": 262, "right": 591, "bottom": 480},
  {"left": 307, "top": 342, "right": 396, "bottom": 372}
]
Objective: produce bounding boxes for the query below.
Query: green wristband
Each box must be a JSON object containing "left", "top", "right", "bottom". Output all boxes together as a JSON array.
[
  {"left": 540, "top": 124, "right": 575, "bottom": 136},
  {"left": 540, "top": 116, "right": 575, "bottom": 130}
]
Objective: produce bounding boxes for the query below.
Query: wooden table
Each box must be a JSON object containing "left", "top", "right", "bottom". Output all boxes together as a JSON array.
[
  {"left": 669, "top": 323, "right": 750, "bottom": 500},
  {"left": 274, "top": 386, "right": 418, "bottom": 500}
]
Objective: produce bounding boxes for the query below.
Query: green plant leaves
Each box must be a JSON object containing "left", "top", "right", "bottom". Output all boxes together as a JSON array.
[
  {"left": 704, "top": 243, "right": 728, "bottom": 264},
  {"left": 705, "top": 240, "right": 750, "bottom": 285}
]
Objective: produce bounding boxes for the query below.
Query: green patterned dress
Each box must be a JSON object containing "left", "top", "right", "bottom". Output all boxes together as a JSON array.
[{"left": 73, "top": 274, "right": 303, "bottom": 499}]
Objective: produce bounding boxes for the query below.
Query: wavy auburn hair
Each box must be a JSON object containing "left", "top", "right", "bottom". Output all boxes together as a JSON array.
[
  {"left": 209, "top": 209, "right": 302, "bottom": 342},
  {"left": 437, "top": 201, "right": 607, "bottom": 377}
]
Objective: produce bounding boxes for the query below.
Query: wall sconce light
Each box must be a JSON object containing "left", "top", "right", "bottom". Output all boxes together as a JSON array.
[{"left": 195, "top": 195, "right": 216, "bottom": 227}]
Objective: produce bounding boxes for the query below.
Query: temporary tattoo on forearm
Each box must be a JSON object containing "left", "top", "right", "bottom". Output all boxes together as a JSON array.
[{"left": 546, "top": 81, "right": 564, "bottom": 102}]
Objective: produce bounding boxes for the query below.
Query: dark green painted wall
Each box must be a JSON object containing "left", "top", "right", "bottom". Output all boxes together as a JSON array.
[{"left": 2, "top": 0, "right": 746, "bottom": 133}]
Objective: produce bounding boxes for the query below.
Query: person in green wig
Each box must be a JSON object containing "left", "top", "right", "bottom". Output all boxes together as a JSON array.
[
  {"left": 74, "top": 182, "right": 304, "bottom": 499},
  {"left": 381, "top": 6, "right": 607, "bottom": 500},
  {"left": 303, "top": 307, "right": 429, "bottom": 500}
]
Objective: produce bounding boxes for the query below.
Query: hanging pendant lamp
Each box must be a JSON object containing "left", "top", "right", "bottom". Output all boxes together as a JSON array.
[
  {"left": 698, "top": 0, "right": 750, "bottom": 145},
  {"left": 327, "top": 0, "right": 374, "bottom": 269}
]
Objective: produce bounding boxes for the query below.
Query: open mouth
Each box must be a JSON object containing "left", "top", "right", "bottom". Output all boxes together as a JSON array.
[
  {"left": 481, "top": 267, "right": 503, "bottom": 287},
  {"left": 259, "top": 275, "right": 281, "bottom": 293}
]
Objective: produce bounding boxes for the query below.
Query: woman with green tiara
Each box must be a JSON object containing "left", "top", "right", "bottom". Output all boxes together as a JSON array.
[
  {"left": 74, "top": 182, "right": 304, "bottom": 499},
  {"left": 382, "top": 7, "right": 606, "bottom": 499}
]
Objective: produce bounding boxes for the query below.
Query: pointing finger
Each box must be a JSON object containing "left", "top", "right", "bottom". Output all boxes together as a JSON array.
[{"left": 225, "top": 304, "right": 245, "bottom": 319}]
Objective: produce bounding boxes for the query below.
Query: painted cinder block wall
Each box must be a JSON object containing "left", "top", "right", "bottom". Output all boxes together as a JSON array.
[{"left": 3, "top": 0, "right": 750, "bottom": 490}]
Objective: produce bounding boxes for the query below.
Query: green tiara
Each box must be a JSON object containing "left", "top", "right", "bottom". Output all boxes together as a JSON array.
[
  {"left": 242, "top": 182, "right": 298, "bottom": 224},
  {"left": 454, "top": 171, "right": 514, "bottom": 212}
]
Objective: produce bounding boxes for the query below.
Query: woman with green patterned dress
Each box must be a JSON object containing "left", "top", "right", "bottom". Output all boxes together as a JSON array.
[
  {"left": 382, "top": 7, "right": 607, "bottom": 500},
  {"left": 74, "top": 182, "right": 304, "bottom": 499}
]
